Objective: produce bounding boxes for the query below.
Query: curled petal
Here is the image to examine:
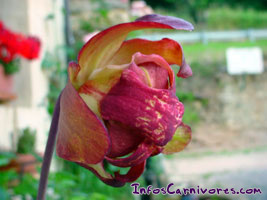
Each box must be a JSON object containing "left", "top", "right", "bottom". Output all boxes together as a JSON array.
[
  {"left": 114, "top": 161, "right": 146, "bottom": 183},
  {"left": 100, "top": 60, "right": 184, "bottom": 146},
  {"left": 162, "top": 123, "right": 192, "bottom": 154},
  {"left": 78, "top": 52, "right": 175, "bottom": 120},
  {"left": 106, "top": 141, "right": 154, "bottom": 167},
  {"left": 77, "top": 162, "right": 125, "bottom": 187},
  {"left": 77, "top": 161, "right": 146, "bottom": 187},
  {"left": 76, "top": 14, "right": 194, "bottom": 87},
  {"left": 177, "top": 58, "right": 193, "bottom": 78},
  {"left": 68, "top": 61, "right": 81, "bottom": 87},
  {"left": 110, "top": 37, "right": 192, "bottom": 79},
  {"left": 135, "top": 14, "right": 194, "bottom": 31},
  {"left": 56, "top": 82, "right": 110, "bottom": 164},
  {"left": 110, "top": 38, "right": 183, "bottom": 66},
  {"left": 106, "top": 121, "right": 144, "bottom": 158},
  {"left": 132, "top": 52, "right": 174, "bottom": 88}
]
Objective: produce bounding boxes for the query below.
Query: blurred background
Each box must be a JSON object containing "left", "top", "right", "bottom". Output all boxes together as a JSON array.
[{"left": 0, "top": 0, "right": 266, "bottom": 199}]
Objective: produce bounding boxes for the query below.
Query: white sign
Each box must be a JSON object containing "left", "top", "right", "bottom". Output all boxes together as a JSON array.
[{"left": 226, "top": 47, "right": 264, "bottom": 75}]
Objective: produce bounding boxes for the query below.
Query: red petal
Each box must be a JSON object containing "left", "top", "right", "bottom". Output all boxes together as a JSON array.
[
  {"left": 177, "top": 57, "right": 193, "bottom": 78},
  {"left": 56, "top": 82, "right": 110, "bottom": 164},
  {"left": 114, "top": 161, "right": 146, "bottom": 183},
  {"left": 140, "top": 62, "right": 169, "bottom": 89},
  {"left": 106, "top": 121, "right": 144, "bottom": 158},
  {"left": 76, "top": 14, "right": 193, "bottom": 87},
  {"left": 106, "top": 141, "right": 154, "bottom": 167},
  {"left": 77, "top": 161, "right": 146, "bottom": 187},
  {"left": 132, "top": 52, "right": 175, "bottom": 88},
  {"left": 100, "top": 61, "right": 184, "bottom": 146},
  {"left": 77, "top": 162, "right": 126, "bottom": 187},
  {"left": 110, "top": 37, "right": 192, "bottom": 78}
]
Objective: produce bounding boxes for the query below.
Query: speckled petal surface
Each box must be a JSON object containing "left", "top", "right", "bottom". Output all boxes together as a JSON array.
[
  {"left": 106, "top": 140, "right": 154, "bottom": 167},
  {"left": 100, "top": 60, "right": 184, "bottom": 146},
  {"left": 105, "top": 121, "right": 144, "bottom": 158}
]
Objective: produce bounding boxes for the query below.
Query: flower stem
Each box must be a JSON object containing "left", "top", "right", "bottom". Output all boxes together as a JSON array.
[{"left": 37, "top": 93, "right": 61, "bottom": 200}]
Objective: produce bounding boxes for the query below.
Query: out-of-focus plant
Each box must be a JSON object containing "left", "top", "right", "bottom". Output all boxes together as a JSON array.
[
  {"left": 17, "top": 128, "right": 36, "bottom": 154},
  {"left": 0, "top": 21, "right": 41, "bottom": 103},
  {"left": 0, "top": 163, "right": 134, "bottom": 200},
  {"left": 79, "top": 0, "right": 113, "bottom": 36},
  {"left": 42, "top": 42, "right": 85, "bottom": 116},
  {"left": 206, "top": 7, "right": 267, "bottom": 30},
  {"left": 0, "top": 21, "right": 41, "bottom": 75},
  {"left": 0, "top": 152, "right": 17, "bottom": 200},
  {"left": 42, "top": 50, "right": 67, "bottom": 116},
  {"left": 47, "top": 162, "right": 135, "bottom": 200}
]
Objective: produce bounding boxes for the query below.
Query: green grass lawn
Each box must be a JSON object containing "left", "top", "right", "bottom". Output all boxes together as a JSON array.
[{"left": 182, "top": 39, "right": 267, "bottom": 61}]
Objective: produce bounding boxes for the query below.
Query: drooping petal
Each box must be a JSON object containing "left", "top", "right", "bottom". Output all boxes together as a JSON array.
[
  {"left": 56, "top": 82, "right": 110, "bottom": 164},
  {"left": 77, "top": 162, "right": 125, "bottom": 187},
  {"left": 106, "top": 121, "right": 144, "bottom": 158},
  {"left": 109, "top": 38, "right": 183, "bottom": 66},
  {"left": 77, "top": 161, "right": 146, "bottom": 187},
  {"left": 135, "top": 14, "right": 194, "bottom": 30},
  {"left": 76, "top": 14, "right": 193, "bottom": 87},
  {"left": 132, "top": 52, "right": 175, "bottom": 88},
  {"left": 114, "top": 161, "right": 146, "bottom": 183},
  {"left": 100, "top": 60, "right": 184, "bottom": 146},
  {"left": 109, "top": 38, "right": 191, "bottom": 78},
  {"left": 162, "top": 123, "right": 191, "bottom": 154},
  {"left": 105, "top": 140, "right": 154, "bottom": 167},
  {"left": 177, "top": 58, "right": 193, "bottom": 78}
]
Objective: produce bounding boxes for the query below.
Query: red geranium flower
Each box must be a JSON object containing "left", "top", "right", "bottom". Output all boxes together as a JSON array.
[{"left": 0, "top": 21, "right": 41, "bottom": 63}]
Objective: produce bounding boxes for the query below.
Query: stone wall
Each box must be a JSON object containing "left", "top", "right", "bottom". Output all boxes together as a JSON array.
[{"left": 219, "top": 73, "right": 267, "bottom": 131}]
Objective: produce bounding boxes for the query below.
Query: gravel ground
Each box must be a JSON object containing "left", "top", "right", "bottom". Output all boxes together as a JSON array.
[{"left": 162, "top": 151, "right": 267, "bottom": 200}]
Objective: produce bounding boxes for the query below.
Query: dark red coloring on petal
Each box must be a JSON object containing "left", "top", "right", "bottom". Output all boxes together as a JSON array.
[
  {"left": 106, "top": 140, "right": 154, "bottom": 167},
  {"left": 138, "top": 62, "right": 169, "bottom": 89},
  {"left": 106, "top": 121, "right": 144, "bottom": 158},
  {"left": 77, "top": 160, "right": 146, "bottom": 187},
  {"left": 114, "top": 161, "right": 146, "bottom": 183},
  {"left": 77, "top": 162, "right": 126, "bottom": 187},
  {"left": 100, "top": 63, "right": 184, "bottom": 146}
]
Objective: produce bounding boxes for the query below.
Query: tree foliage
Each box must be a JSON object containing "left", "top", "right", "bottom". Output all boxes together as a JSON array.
[{"left": 143, "top": 0, "right": 267, "bottom": 23}]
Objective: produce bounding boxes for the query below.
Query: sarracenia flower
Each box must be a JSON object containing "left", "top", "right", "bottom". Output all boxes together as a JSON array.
[{"left": 39, "top": 14, "right": 194, "bottom": 193}]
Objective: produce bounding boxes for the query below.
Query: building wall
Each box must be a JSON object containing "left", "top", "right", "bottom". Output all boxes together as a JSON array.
[{"left": 0, "top": 0, "right": 65, "bottom": 153}]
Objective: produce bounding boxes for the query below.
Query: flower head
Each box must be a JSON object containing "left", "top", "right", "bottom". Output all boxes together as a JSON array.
[
  {"left": 56, "top": 14, "right": 193, "bottom": 187},
  {"left": 0, "top": 21, "right": 41, "bottom": 63}
]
